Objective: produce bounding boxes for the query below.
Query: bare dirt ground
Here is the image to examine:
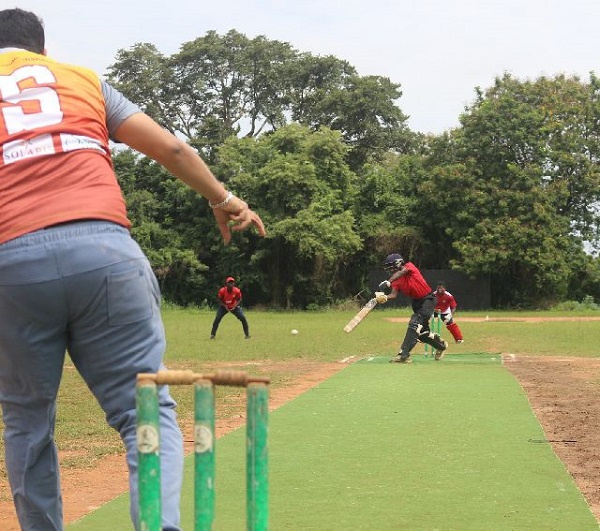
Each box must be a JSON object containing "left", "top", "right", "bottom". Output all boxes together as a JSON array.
[
  {"left": 503, "top": 354, "right": 600, "bottom": 523},
  {"left": 1, "top": 342, "right": 599, "bottom": 529}
]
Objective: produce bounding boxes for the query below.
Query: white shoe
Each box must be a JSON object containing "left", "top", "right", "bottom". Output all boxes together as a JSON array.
[{"left": 456, "top": 339, "right": 464, "bottom": 344}]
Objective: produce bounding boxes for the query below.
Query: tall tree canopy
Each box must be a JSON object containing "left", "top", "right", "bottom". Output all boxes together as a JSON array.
[
  {"left": 107, "top": 34, "right": 600, "bottom": 308},
  {"left": 417, "top": 73, "right": 600, "bottom": 305},
  {"left": 217, "top": 124, "right": 362, "bottom": 307},
  {"left": 106, "top": 30, "right": 413, "bottom": 168}
]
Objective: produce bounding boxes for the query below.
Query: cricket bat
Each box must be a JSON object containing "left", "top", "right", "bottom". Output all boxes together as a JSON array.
[{"left": 343, "top": 297, "right": 378, "bottom": 333}]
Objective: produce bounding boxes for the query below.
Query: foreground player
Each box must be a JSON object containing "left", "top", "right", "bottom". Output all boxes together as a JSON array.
[
  {"left": 0, "top": 8, "right": 265, "bottom": 530},
  {"left": 434, "top": 281, "right": 464, "bottom": 343},
  {"left": 375, "top": 253, "right": 447, "bottom": 363}
]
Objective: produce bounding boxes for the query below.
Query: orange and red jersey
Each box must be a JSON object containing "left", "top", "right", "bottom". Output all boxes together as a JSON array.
[
  {"left": 391, "top": 262, "right": 432, "bottom": 300},
  {"left": 217, "top": 286, "right": 242, "bottom": 310},
  {"left": 435, "top": 290, "right": 458, "bottom": 313},
  {"left": 0, "top": 49, "right": 130, "bottom": 243}
]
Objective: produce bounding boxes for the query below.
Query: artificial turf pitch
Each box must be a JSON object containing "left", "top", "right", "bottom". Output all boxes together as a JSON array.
[{"left": 69, "top": 353, "right": 597, "bottom": 530}]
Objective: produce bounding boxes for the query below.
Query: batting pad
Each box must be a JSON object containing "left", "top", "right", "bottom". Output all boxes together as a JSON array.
[{"left": 69, "top": 353, "right": 597, "bottom": 530}]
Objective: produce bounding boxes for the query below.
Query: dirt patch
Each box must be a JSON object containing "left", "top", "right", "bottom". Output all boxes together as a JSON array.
[
  {"left": 504, "top": 355, "right": 600, "bottom": 522},
  {"left": 1, "top": 355, "right": 599, "bottom": 528}
]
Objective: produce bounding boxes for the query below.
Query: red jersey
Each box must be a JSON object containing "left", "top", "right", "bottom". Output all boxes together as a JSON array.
[
  {"left": 218, "top": 286, "right": 242, "bottom": 310},
  {"left": 435, "top": 291, "right": 457, "bottom": 313},
  {"left": 0, "top": 50, "right": 130, "bottom": 243},
  {"left": 391, "top": 262, "right": 431, "bottom": 300}
]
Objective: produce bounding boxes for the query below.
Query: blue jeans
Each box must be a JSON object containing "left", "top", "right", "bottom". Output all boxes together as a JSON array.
[{"left": 0, "top": 222, "right": 183, "bottom": 531}]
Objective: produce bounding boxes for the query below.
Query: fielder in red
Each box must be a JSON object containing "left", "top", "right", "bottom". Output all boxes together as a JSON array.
[
  {"left": 210, "top": 277, "right": 250, "bottom": 339},
  {"left": 434, "top": 281, "right": 464, "bottom": 343}
]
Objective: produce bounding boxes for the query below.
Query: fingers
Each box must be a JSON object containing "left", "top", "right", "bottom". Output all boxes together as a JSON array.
[
  {"left": 217, "top": 219, "right": 232, "bottom": 244},
  {"left": 212, "top": 198, "right": 266, "bottom": 243},
  {"left": 213, "top": 208, "right": 232, "bottom": 243},
  {"left": 230, "top": 209, "right": 266, "bottom": 236},
  {"left": 223, "top": 198, "right": 266, "bottom": 235}
]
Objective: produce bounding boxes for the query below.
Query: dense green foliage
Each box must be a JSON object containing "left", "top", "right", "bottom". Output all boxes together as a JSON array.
[{"left": 107, "top": 32, "right": 600, "bottom": 308}]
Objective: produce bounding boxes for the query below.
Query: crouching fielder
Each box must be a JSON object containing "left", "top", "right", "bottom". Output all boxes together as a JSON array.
[{"left": 375, "top": 253, "right": 447, "bottom": 363}]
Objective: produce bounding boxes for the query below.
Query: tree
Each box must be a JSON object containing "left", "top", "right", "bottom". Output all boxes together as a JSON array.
[
  {"left": 106, "top": 31, "right": 414, "bottom": 169},
  {"left": 355, "top": 154, "right": 421, "bottom": 260},
  {"left": 216, "top": 124, "right": 362, "bottom": 307},
  {"left": 106, "top": 44, "right": 180, "bottom": 135},
  {"left": 418, "top": 73, "right": 600, "bottom": 305},
  {"left": 287, "top": 57, "right": 414, "bottom": 170}
]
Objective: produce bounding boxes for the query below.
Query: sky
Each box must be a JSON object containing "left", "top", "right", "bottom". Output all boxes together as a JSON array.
[{"left": 12, "top": 0, "right": 600, "bottom": 134}]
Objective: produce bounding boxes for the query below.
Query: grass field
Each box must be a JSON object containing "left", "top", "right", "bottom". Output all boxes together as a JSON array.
[
  {"left": 3, "top": 308, "right": 600, "bottom": 473},
  {"left": 162, "top": 307, "right": 600, "bottom": 362},
  {"left": 2, "top": 307, "right": 600, "bottom": 528}
]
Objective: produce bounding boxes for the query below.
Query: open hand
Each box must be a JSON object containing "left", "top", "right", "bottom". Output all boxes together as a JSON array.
[{"left": 213, "top": 196, "right": 266, "bottom": 244}]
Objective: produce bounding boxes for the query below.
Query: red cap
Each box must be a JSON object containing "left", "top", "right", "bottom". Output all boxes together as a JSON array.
[{"left": 226, "top": 276, "right": 235, "bottom": 282}]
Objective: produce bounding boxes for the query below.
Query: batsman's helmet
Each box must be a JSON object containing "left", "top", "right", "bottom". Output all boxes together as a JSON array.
[{"left": 383, "top": 253, "right": 404, "bottom": 272}]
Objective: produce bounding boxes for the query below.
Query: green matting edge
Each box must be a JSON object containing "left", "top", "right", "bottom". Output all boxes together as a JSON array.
[{"left": 358, "top": 352, "right": 502, "bottom": 364}]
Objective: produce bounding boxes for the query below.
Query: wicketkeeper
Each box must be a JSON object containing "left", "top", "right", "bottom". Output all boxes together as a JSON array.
[
  {"left": 433, "top": 281, "right": 464, "bottom": 343},
  {"left": 375, "top": 253, "right": 447, "bottom": 363}
]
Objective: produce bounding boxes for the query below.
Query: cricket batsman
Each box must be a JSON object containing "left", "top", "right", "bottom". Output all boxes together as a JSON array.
[{"left": 375, "top": 253, "right": 447, "bottom": 363}]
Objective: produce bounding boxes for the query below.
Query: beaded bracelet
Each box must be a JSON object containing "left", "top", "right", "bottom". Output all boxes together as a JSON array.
[{"left": 209, "top": 191, "right": 235, "bottom": 209}]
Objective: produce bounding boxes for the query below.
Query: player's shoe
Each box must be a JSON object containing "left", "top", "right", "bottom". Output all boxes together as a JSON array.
[
  {"left": 210, "top": 334, "right": 215, "bottom": 339},
  {"left": 390, "top": 354, "right": 412, "bottom": 364},
  {"left": 456, "top": 339, "right": 464, "bottom": 344},
  {"left": 434, "top": 340, "right": 448, "bottom": 360}
]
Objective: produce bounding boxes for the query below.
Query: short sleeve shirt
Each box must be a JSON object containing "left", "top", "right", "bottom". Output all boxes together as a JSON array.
[
  {"left": 0, "top": 48, "right": 140, "bottom": 243},
  {"left": 391, "top": 262, "right": 432, "bottom": 300},
  {"left": 435, "top": 291, "right": 457, "bottom": 313},
  {"left": 218, "top": 286, "right": 242, "bottom": 310}
]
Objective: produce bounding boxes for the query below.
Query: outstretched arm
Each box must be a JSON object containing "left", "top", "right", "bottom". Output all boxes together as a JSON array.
[{"left": 113, "top": 113, "right": 266, "bottom": 243}]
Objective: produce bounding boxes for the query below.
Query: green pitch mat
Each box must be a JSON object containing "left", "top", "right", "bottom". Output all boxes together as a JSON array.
[
  {"left": 359, "top": 352, "right": 502, "bottom": 364},
  {"left": 69, "top": 353, "right": 597, "bottom": 530}
]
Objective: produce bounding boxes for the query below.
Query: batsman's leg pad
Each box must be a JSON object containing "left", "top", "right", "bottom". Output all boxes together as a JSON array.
[
  {"left": 399, "top": 325, "right": 419, "bottom": 355},
  {"left": 412, "top": 312, "right": 430, "bottom": 335},
  {"left": 418, "top": 331, "right": 447, "bottom": 350},
  {"left": 441, "top": 313, "right": 453, "bottom": 324}
]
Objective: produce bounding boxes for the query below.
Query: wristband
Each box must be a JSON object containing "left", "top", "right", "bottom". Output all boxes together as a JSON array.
[{"left": 209, "top": 191, "right": 236, "bottom": 209}]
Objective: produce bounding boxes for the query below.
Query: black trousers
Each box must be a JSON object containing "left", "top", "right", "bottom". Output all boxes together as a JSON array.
[
  {"left": 400, "top": 294, "right": 435, "bottom": 354},
  {"left": 211, "top": 305, "right": 249, "bottom": 336}
]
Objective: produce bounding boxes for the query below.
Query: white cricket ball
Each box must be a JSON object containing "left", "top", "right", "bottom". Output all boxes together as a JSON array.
[{"left": 291, "top": 329, "right": 299, "bottom": 335}]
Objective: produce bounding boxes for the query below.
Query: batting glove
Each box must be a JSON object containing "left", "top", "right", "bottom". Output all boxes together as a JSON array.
[
  {"left": 374, "top": 291, "right": 388, "bottom": 304},
  {"left": 378, "top": 280, "right": 391, "bottom": 292}
]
